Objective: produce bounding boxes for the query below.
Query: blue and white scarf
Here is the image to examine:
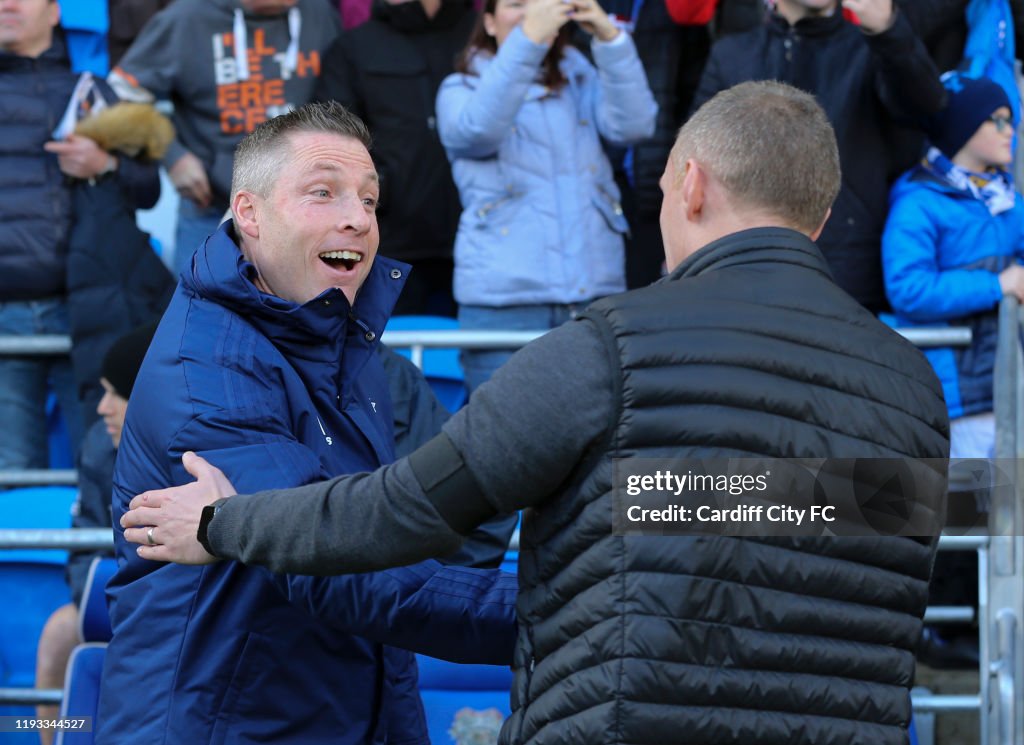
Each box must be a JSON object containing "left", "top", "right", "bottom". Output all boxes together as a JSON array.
[{"left": 923, "top": 146, "right": 1016, "bottom": 215}]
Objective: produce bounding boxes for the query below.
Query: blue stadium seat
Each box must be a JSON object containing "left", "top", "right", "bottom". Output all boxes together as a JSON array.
[
  {"left": 51, "top": 555, "right": 115, "bottom": 744},
  {"left": 58, "top": 0, "right": 110, "bottom": 76},
  {"left": 416, "top": 655, "right": 512, "bottom": 745},
  {"left": 0, "top": 486, "right": 77, "bottom": 739},
  {"left": 416, "top": 549, "right": 517, "bottom": 743},
  {"left": 54, "top": 643, "right": 106, "bottom": 745},
  {"left": 385, "top": 315, "right": 467, "bottom": 412},
  {"left": 78, "top": 558, "right": 116, "bottom": 644},
  {"left": 46, "top": 391, "right": 74, "bottom": 470},
  {"left": 0, "top": 486, "right": 77, "bottom": 564},
  {"left": 499, "top": 552, "right": 517, "bottom": 576}
]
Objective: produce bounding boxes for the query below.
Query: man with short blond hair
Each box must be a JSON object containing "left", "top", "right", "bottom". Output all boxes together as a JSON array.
[
  {"left": 126, "top": 83, "right": 950, "bottom": 745},
  {"left": 672, "top": 80, "right": 840, "bottom": 234},
  {"left": 99, "top": 101, "right": 516, "bottom": 745}
]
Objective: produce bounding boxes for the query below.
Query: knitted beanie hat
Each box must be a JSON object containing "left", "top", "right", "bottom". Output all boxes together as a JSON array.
[
  {"left": 927, "top": 73, "right": 1012, "bottom": 159},
  {"left": 101, "top": 321, "right": 158, "bottom": 399}
]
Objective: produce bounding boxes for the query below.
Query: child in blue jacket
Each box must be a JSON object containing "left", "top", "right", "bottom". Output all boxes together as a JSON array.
[{"left": 883, "top": 73, "right": 1024, "bottom": 458}]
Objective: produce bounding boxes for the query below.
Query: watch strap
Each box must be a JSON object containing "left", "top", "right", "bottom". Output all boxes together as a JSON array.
[{"left": 197, "top": 498, "right": 230, "bottom": 556}]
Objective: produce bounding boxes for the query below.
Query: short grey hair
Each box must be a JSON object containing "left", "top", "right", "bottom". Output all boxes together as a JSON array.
[
  {"left": 230, "top": 101, "right": 373, "bottom": 202},
  {"left": 673, "top": 81, "right": 840, "bottom": 233}
]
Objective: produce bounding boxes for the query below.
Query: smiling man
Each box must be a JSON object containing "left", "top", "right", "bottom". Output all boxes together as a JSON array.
[{"left": 96, "top": 101, "right": 516, "bottom": 745}]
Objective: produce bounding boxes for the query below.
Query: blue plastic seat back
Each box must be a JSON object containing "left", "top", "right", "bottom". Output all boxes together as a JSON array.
[
  {"left": 0, "top": 486, "right": 76, "bottom": 724},
  {"left": 0, "top": 485, "right": 77, "bottom": 564},
  {"left": 416, "top": 655, "right": 512, "bottom": 745},
  {"left": 59, "top": 0, "right": 110, "bottom": 75},
  {"left": 500, "top": 550, "right": 517, "bottom": 577},
  {"left": 385, "top": 315, "right": 467, "bottom": 412},
  {"left": 55, "top": 643, "right": 107, "bottom": 745},
  {"left": 0, "top": 562, "right": 72, "bottom": 715},
  {"left": 416, "top": 547, "right": 517, "bottom": 744},
  {"left": 0, "top": 557, "right": 75, "bottom": 741},
  {"left": 46, "top": 391, "right": 74, "bottom": 470},
  {"left": 79, "top": 558, "right": 116, "bottom": 643}
]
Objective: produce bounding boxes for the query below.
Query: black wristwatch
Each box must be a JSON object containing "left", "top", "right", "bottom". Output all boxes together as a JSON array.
[{"left": 197, "top": 498, "right": 230, "bottom": 556}]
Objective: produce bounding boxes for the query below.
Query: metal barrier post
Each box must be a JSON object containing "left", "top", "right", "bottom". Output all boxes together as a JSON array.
[
  {"left": 980, "top": 540, "right": 991, "bottom": 745},
  {"left": 988, "top": 298, "right": 1023, "bottom": 745}
]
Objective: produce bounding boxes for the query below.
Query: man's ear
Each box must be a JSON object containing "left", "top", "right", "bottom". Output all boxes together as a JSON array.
[
  {"left": 682, "top": 159, "right": 705, "bottom": 221},
  {"left": 809, "top": 207, "right": 832, "bottom": 242},
  {"left": 49, "top": 1, "right": 60, "bottom": 29},
  {"left": 232, "top": 191, "right": 260, "bottom": 239}
]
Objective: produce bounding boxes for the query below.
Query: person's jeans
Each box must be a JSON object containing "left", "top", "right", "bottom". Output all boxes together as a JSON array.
[
  {"left": 950, "top": 412, "right": 996, "bottom": 460},
  {"left": 174, "top": 199, "right": 228, "bottom": 277},
  {"left": 0, "top": 298, "right": 83, "bottom": 469},
  {"left": 457, "top": 303, "right": 586, "bottom": 394}
]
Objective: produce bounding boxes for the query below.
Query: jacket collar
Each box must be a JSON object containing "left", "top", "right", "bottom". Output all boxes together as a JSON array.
[
  {"left": 904, "top": 163, "right": 978, "bottom": 198},
  {"left": 667, "top": 226, "right": 836, "bottom": 283},
  {"left": 184, "top": 221, "right": 409, "bottom": 364},
  {"left": 768, "top": 9, "right": 845, "bottom": 37},
  {"left": 373, "top": 0, "right": 472, "bottom": 32},
  {"left": 0, "top": 33, "right": 70, "bottom": 71}
]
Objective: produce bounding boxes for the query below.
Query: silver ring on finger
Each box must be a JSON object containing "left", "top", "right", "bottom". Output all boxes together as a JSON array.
[{"left": 147, "top": 527, "right": 156, "bottom": 546}]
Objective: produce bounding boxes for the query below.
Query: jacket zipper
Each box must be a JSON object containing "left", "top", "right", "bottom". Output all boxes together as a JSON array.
[{"left": 476, "top": 192, "right": 522, "bottom": 219}]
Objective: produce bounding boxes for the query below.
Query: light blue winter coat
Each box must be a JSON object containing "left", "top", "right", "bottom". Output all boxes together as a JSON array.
[
  {"left": 882, "top": 165, "right": 1024, "bottom": 418},
  {"left": 437, "top": 27, "right": 657, "bottom": 307}
]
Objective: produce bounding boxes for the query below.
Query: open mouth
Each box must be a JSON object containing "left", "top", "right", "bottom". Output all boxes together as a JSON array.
[{"left": 319, "top": 250, "right": 363, "bottom": 272}]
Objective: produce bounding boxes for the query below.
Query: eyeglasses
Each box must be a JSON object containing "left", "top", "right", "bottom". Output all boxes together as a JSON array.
[{"left": 989, "top": 114, "right": 1014, "bottom": 133}]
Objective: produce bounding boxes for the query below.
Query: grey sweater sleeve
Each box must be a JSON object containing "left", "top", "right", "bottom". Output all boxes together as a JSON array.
[{"left": 208, "top": 318, "right": 615, "bottom": 575}]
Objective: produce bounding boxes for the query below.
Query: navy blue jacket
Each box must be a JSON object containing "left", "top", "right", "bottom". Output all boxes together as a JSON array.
[
  {"left": 0, "top": 37, "right": 157, "bottom": 301},
  {"left": 99, "top": 223, "right": 517, "bottom": 744},
  {"left": 691, "top": 10, "right": 946, "bottom": 311}
]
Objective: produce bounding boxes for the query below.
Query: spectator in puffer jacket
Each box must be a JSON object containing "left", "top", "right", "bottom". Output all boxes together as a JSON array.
[
  {"left": 0, "top": 0, "right": 159, "bottom": 471},
  {"left": 436, "top": 0, "right": 657, "bottom": 392},
  {"left": 883, "top": 73, "right": 1024, "bottom": 459}
]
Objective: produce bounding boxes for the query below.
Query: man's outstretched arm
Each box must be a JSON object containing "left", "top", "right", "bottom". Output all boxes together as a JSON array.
[{"left": 123, "top": 319, "right": 616, "bottom": 574}]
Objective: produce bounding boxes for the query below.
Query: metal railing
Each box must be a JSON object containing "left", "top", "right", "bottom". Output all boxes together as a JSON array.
[{"left": 0, "top": 328, "right": 974, "bottom": 487}]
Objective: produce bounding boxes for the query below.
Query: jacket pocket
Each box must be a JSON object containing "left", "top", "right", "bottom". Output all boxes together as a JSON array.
[
  {"left": 470, "top": 192, "right": 524, "bottom": 227},
  {"left": 210, "top": 632, "right": 269, "bottom": 745},
  {"left": 591, "top": 187, "right": 629, "bottom": 235}
]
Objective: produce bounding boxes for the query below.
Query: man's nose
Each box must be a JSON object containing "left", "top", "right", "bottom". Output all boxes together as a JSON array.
[{"left": 335, "top": 194, "right": 372, "bottom": 234}]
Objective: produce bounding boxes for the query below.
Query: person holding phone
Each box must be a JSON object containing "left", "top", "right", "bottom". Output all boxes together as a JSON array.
[{"left": 436, "top": 0, "right": 657, "bottom": 392}]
